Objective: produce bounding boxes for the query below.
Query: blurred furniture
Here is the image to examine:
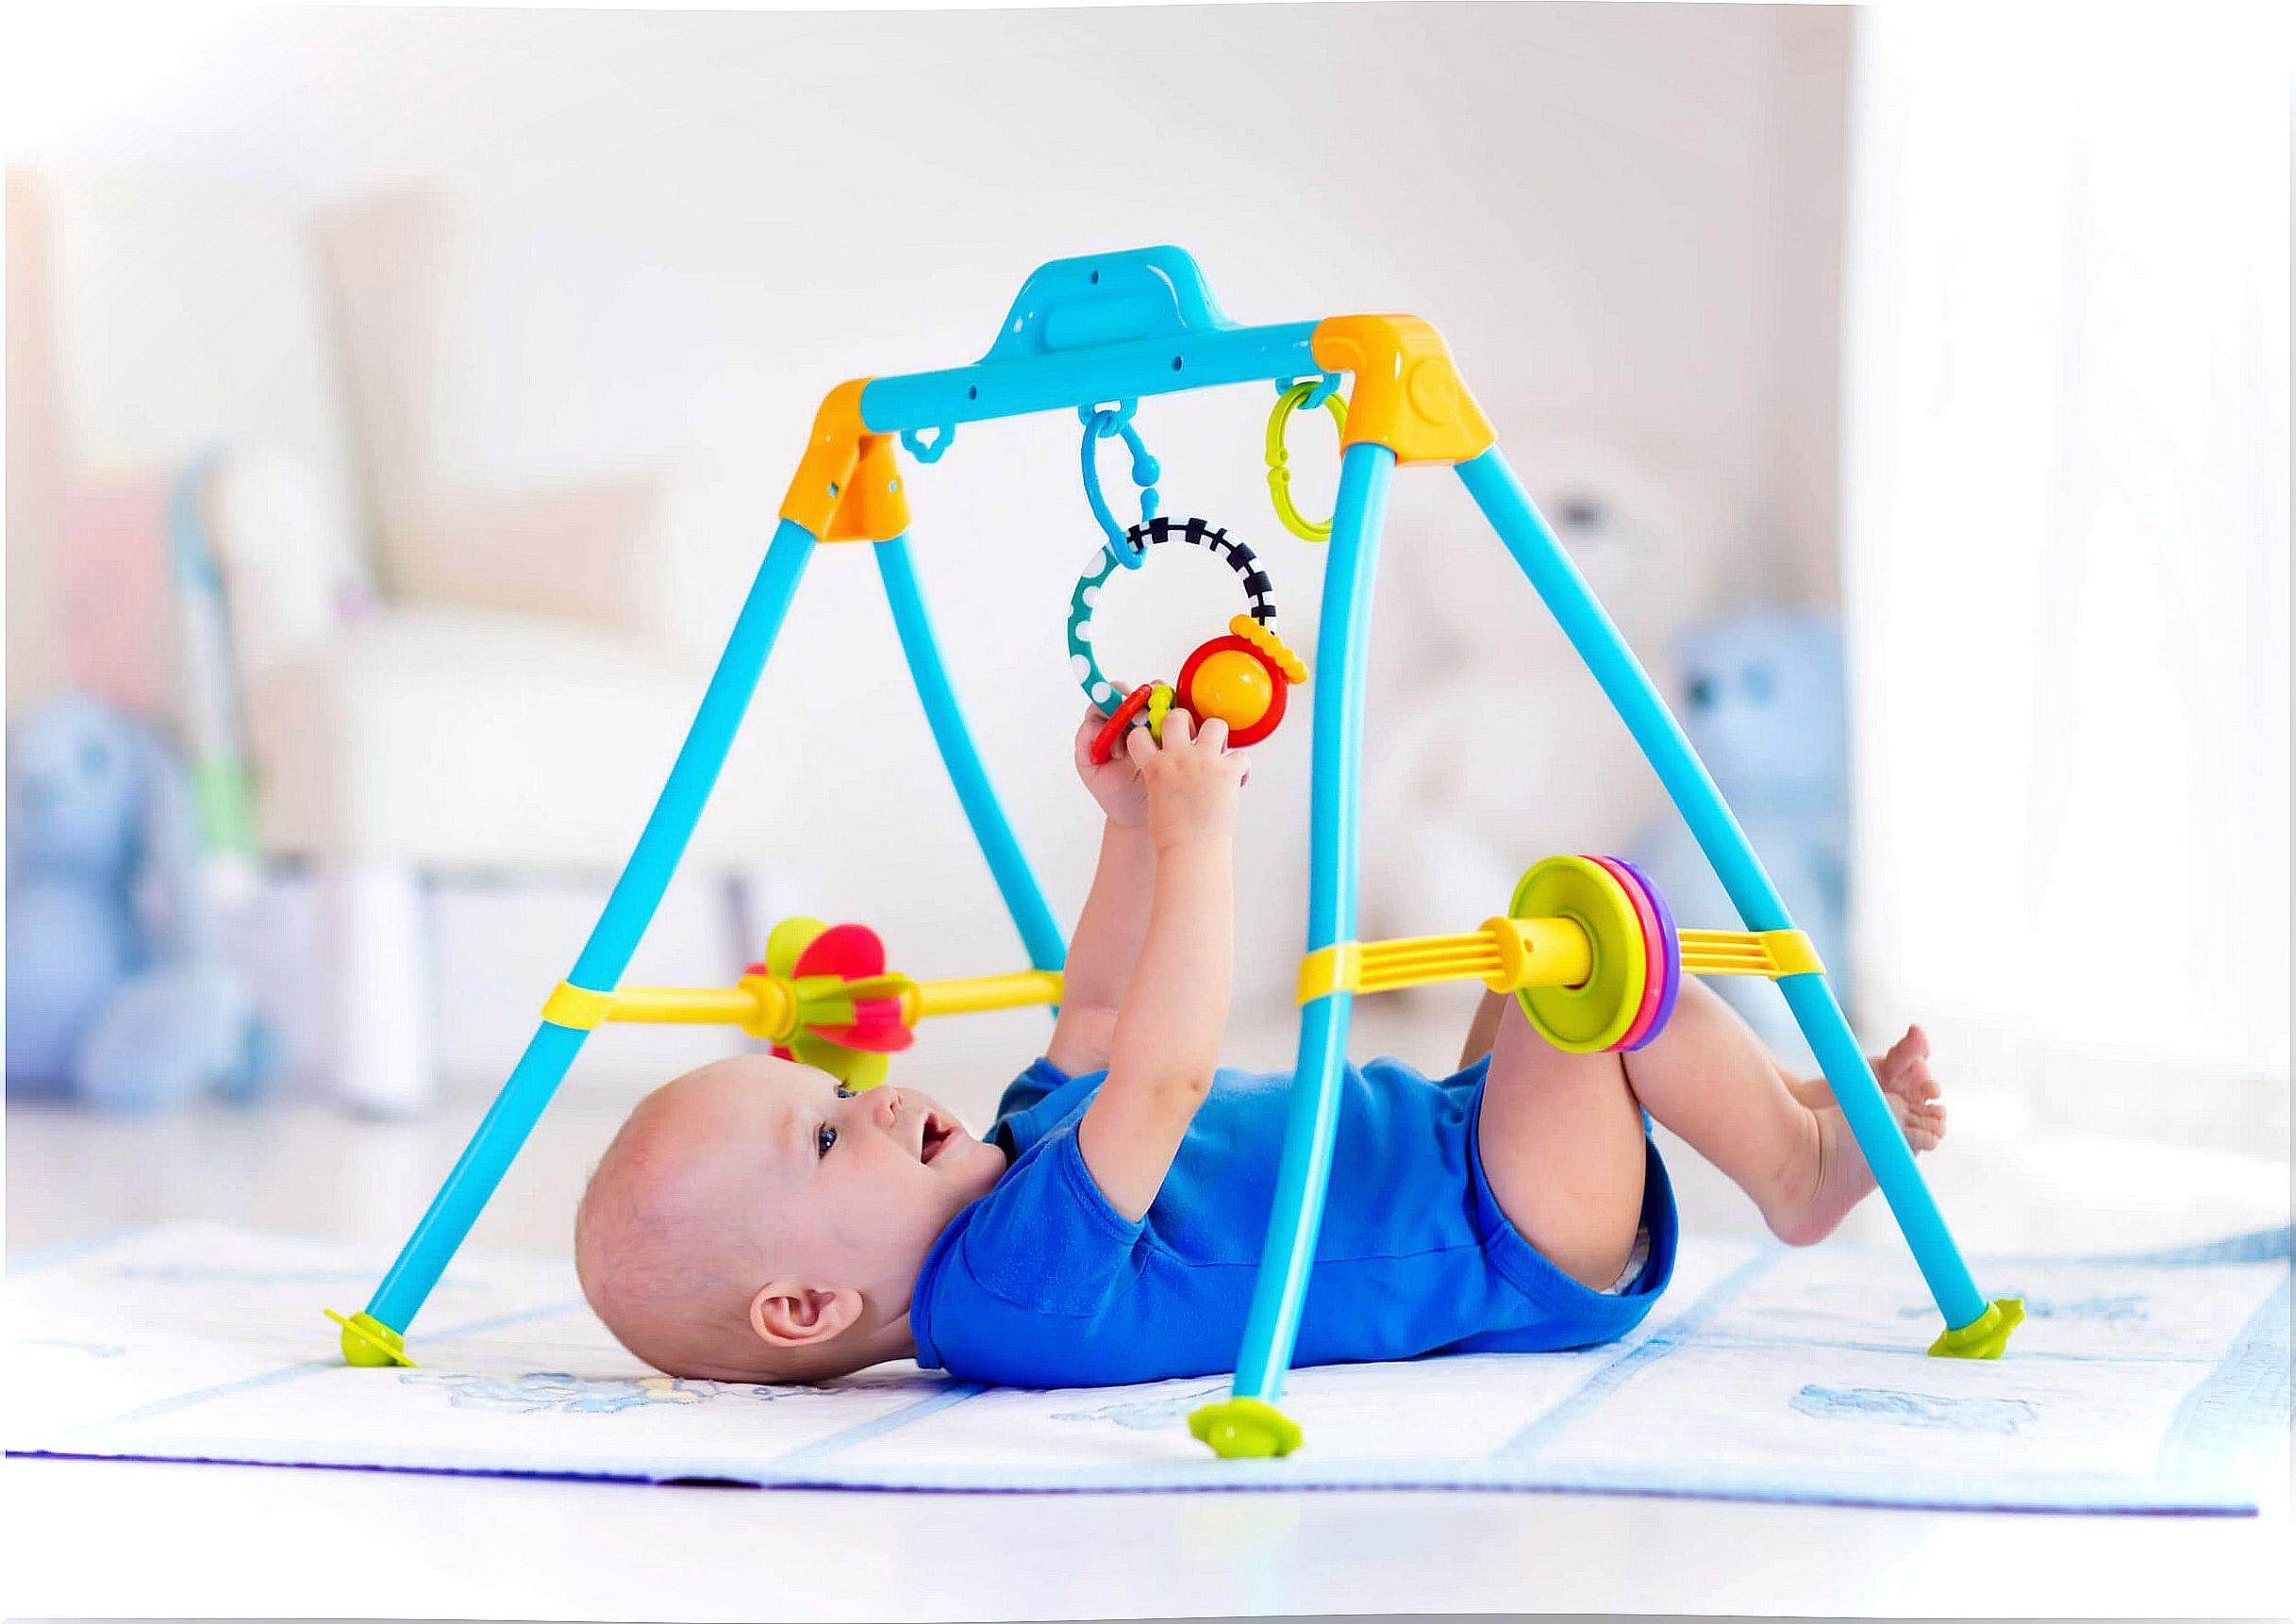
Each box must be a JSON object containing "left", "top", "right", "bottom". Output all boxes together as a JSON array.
[{"left": 8, "top": 169, "right": 783, "bottom": 1115}]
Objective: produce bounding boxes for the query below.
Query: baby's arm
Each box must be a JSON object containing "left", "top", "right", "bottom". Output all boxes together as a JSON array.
[
  {"left": 1076, "top": 712, "right": 1246, "bottom": 1221},
  {"left": 1045, "top": 824, "right": 1156, "bottom": 1075},
  {"left": 1046, "top": 710, "right": 1158, "bottom": 1076}
]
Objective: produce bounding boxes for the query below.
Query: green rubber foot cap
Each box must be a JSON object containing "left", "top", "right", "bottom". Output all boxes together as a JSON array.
[
  {"left": 1189, "top": 1398, "right": 1304, "bottom": 1458},
  {"left": 326, "top": 1310, "right": 416, "bottom": 1367},
  {"left": 1928, "top": 1297, "right": 2025, "bottom": 1359}
]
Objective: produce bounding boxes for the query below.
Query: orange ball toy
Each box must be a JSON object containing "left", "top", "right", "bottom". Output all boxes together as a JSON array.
[
  {"left": 1175, "top": 636, "right": 1290, "bottom": 747},
  {"left": 1192, "top": 649, "right": 1273, "bottom": 726}
]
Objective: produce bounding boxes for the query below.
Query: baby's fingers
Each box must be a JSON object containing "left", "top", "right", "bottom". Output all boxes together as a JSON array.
[
  {"left": 1123, "top": 722, "right": 1158, "bottom": 770},
  {"left": 1191, "top": 715, "right": 1230, "bottom": 754},
  {"left": 1073, "top": 711, "right": 1107, "bottom": 767}
]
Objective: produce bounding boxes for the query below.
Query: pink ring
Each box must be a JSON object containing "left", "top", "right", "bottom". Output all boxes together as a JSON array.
[
  {"left": 1611, "top": 856, "right": 1681, "bottom": 1051},
  {"left": 1589, "top": 854, "right": 1665, "bottom": 1052}
]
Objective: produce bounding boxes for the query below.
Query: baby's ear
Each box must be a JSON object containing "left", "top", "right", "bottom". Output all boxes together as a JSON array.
[{"left": 748, "top": 1282, "right": 862, "bottom": 1349}]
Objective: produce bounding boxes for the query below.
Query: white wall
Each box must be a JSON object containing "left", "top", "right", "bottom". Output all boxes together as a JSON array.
[
  {"left": 18, "top": 2, "right": 1850, "bottom": 1106},
  {"left": 1842, "top": 6, "right": 2289, "bottom": 1155}
]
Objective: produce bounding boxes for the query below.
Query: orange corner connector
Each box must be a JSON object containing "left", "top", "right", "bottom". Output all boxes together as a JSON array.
[
  {"left": 778, "top": 379, "right": 911, "bottom": 543},
  {"left": 1310, "top": 315, "right": 1494, "bottom": 468}
]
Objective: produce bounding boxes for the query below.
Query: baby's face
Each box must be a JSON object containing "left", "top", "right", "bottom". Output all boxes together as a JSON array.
[{"left": 732, "top": 1056, "right": 1007, "bottom": 1293}]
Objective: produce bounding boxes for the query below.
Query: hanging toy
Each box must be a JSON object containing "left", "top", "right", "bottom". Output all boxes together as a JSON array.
[
  {"left": 1069, "top": 517, "right": 1311, "bottom": 761},
  {"left": 1175, "top": 614, "right": 1309, "bottom": 747},
  {"left": 1264, "top": 374, "right": 1347, "bottom": 542},
  {"left": 1066, "top": 400, "right": 1309, "bottom": 762}
]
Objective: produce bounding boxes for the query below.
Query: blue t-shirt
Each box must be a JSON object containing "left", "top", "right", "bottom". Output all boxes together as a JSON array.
[{"left": 908, "top": 1055, "right": 1678, "bottom": 1387}]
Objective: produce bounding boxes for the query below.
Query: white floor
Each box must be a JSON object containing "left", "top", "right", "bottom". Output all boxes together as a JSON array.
[{"left": 7, "top": 1044, "right": 2291, "bottom": 1620}]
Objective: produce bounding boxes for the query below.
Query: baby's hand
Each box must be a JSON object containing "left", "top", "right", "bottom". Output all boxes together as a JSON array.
[
  {"left": 1127, "top": 711, "right": 1249, "bottom": 855},
  {"left": 1073, "top": 707, "right": 1151, "bottom": 829}
]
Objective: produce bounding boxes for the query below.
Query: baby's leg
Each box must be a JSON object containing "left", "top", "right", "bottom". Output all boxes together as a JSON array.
[
  {"left": 1472, "top": 993, "right": 1651, "bottom": 1289},
  {"left": 1472, "top": 979, "right": 1945, "bottom": 1263},
  {"left": 1609, "top": 979, "right": 1943, "bottom": 1246}
]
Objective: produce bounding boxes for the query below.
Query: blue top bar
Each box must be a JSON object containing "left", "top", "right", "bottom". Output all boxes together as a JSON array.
[
  {"left": 858, "top": 246, "right": 1321, "bottom": 435},
  {"left": 985, "top": 246, "right": 1237, "bottom": 361}
]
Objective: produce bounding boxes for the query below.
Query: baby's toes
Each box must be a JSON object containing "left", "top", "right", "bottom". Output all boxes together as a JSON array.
[
  {"left": 1890, "top": 1085, "right": 1941, "bottom": 1125},
  {"left": 1877, "top": 1041, "right": 1938, "bottom": 1100}
]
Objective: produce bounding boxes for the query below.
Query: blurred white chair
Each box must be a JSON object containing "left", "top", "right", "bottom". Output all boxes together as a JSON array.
[{"left": 12, "top": 169, "right": 783, "bottom": 1115}]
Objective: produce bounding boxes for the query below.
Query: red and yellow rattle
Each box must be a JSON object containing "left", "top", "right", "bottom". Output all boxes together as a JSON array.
[{"left": 1067, "top": 515, "right": 1311, "bottom": 763}]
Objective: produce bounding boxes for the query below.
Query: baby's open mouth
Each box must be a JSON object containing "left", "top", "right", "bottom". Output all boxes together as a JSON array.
[{"left": 919, "top": 1111, "right": 957, "bottom": 1165}]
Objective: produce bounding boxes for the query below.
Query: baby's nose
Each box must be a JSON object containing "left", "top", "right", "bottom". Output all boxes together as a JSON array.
[{"left": 873, "top": 1087, "right": 902, "bottom": 1129}]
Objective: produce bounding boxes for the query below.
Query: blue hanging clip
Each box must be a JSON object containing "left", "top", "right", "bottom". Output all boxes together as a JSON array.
[
  {"left": 1277, "top": 372, "right": 1344, "bottom": 411},
  {"left": 901, "top": 423, "right": 956, "bottom": 464},
  {"left": 1078, "top": 402, "right": 1159, "bottom": 570}
]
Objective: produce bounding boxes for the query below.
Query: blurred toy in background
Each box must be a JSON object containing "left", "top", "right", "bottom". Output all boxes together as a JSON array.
[
  {"left": 62, "top": 456, "right": 268, "bottom": 901},
  {"left": 1357, "top": 430, "right": 1738, "bottom": 957},
  {"left": 1628, "top": 610, "right": 1849, "bottom": 1065},
  {"left": 5, "top": 693, "right": 276, "bottom": 1111}
]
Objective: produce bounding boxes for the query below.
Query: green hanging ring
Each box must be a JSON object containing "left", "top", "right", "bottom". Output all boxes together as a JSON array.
[{"left": 1265, "top": 380, "right": 1348, "bottom": 542}]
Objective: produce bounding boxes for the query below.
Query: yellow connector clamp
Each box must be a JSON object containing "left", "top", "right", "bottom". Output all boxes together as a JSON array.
[
  {"left": 541, "top": 981, "right": 615, "bottom": 1030},
  {"left": 1297, "top": 942, "right": 1364, "bottom": 1003}
]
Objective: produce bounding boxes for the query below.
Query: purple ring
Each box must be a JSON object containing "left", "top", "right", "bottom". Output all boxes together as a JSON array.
[{"left": 1613, "top": 857, "right": 1680, "bottom": 1051}]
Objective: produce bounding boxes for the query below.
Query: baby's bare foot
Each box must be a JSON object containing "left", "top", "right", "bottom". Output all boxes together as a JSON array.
[{"left": 1766, "top": 1025, "right": 1946, "bottom": 1246}]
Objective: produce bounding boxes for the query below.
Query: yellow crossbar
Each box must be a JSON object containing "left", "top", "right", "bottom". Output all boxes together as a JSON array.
[
  {"left": 1297, "top": 917, "right": 1594, "bottom": 1003},
  {"left": 1297, "top": 920, "right": 1822, "bottom": 1004},
  {"left": 1355, "top": 934, "right": 1499, "bottom": 993},
  {"left": 593, "top": 986, "right": 770, "bottom": 1023},
  {"left": 549, "top": 930, "right": 1820, "bottom": 1035},
  {"left": 541, "top": 968, "right": 1065, "bottom": 1037},
  {"left": 907, "top": 970, "right": 1066, "bottom": 1021},
  {"left": 1679, "top": 928, "right": 1822, "bottom": 978}
]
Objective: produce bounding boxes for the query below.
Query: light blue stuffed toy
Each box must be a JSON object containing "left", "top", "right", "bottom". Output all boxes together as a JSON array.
[
  {"left": 5, "top": 693, "right": 275, "bottom": 1111},
  {"left": 1628, "top": 611, "right": 1850, "bottom": 1066}
]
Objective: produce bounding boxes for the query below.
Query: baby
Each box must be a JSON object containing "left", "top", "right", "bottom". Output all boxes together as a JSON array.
[{"left": 575, "top": 709, "right": 1944, "bottom": 1386}]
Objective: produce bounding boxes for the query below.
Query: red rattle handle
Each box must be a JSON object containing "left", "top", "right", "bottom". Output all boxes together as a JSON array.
[{"left": 1088, "top": 684, "right": 1157, "bottom": 765}]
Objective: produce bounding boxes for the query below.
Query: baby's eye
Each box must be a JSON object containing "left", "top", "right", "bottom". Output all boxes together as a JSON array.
[
  {"left": 816, "top": 1124, "right": 838, "bottom": 1157},
  {"left": 834, "top": 1085, "right": 854, "bottom": 1100}
]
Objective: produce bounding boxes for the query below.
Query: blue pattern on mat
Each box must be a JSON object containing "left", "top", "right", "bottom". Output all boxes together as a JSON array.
[{"left": 1789, "top": 1384, "right": 2037, "bottom": 1433}]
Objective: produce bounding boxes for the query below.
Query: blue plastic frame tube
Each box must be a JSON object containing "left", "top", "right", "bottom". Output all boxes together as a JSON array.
[
  {"left": 874, "top": 536, "right": 1067, "bottom": 975},
  {"left": 1229, "top": 442, "right": 1397, "bottom": 1405},
  {"left": 363, "top": 520, "right": 819, "bottom": 1333},
  {"left": 858, "top": 323, "right": 1320, "bottom": 436},
  {"left": 1453, "top": 447, "right": 1988, "bottom": 1331}
]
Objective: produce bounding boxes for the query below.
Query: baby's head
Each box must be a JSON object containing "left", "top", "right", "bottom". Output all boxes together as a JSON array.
[{"left": 574, "top": 1054, "right": 1005, "bottom": 1382}]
